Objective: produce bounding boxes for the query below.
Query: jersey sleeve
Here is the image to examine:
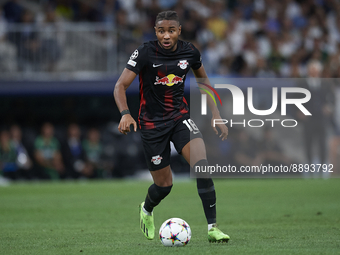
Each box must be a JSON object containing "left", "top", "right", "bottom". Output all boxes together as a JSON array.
[
  {"left": 190, "top": 43, "right": 202, "bottom": 70},
  {"left": 125, "top": 43, "right": 148, "bottom": 74}
]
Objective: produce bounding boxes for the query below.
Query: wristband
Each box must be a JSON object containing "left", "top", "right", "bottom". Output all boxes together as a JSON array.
[{"left": 121, "top": 109, "right": 130, "bottom": 116}]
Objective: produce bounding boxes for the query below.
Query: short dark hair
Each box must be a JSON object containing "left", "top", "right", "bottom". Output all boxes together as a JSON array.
[{"left": 155, "top": 11, "right": 180, "bottom": 26}]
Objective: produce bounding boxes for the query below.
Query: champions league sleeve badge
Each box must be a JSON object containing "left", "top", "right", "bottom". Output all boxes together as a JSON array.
[{"left": 130, "top": 49, "right": 139, "bottom": 60}]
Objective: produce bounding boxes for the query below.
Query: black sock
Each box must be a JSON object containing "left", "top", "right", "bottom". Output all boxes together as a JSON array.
[
  {"left": 144, "top": 183, "right": 172, "bottom": 213},
  {"left": 195, "top": 159, "right": 216, "bottom": 224}
]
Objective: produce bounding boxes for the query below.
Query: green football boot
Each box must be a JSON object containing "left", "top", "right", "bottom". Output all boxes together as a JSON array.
[
  {"left": 139, "top": 202, "right": 155, "bottom": 240},
  {"left": 208, "top": 225, "right": 230, "bottom": 243}
]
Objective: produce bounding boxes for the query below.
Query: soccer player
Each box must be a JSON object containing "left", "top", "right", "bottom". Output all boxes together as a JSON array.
[{"left": 114, "top": 11, "right": 230, "bottom": 243}]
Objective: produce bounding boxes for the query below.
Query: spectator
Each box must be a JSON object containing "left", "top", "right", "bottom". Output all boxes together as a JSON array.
[
  {"left": 297, "top": 60, "right": 334, "bottom": 165},
  {"left": 202, "top": 40, "right": 228, "bottom": 74},
  {"left": 2, "top": 0, "right": 23, "bottom": 23},
  {"left": 34, "top": 122, "right": 64, "bottom": 180},
  {"left": 207, "top": 2, "right": 228, "bottom": 40},
  {"left": 285, "top": 0, "right": 302, "bottom": 21},
  {"left": 243, "top": 33, "right": 260, "bottom": 72},
  {"left": 39, "top": 6, "right": 62, "bottom": 72},
  {"left": 280, "top": 53, "right": 303, "bottom": 78},
  {"left": 259, "top": 128, "right": 293, "bottom": 167},
  {"left": 196, "top": 18, "right": 214, "bottom": 48},
  {"left": 10, "top": 125, "right": 32, "bottom": 179},
  {"left": 267, "top": 35, "right": 285, "bottom": 75},
  {"left": 54, "top": 0, "right": 74, "bottom": 20},
  {"left": 184, "top": 0, "right": 211, "bottom": 19},
  {"left": 329, "top": 133, "right": 340, "bottom": 177},
  {"left": 278, "top": 31, "right": 298, "bottom": 59},
  {"left": 10, "top": 10, "right": 42, "bottom": 72},
  {"left": 61, "top": 123, "right": 94, "bottom": 178},
  {"left": 97, "top": 0, "right": 120, "bottom": 25},
  {"left": 82, "top": 128, "right": 103, "bottom": 178},
  {"left": 181, "top": 10, "right": 199, "bottom": 42},
  {"left": 0, "top": 7, "right": 7, "bottom": 41},
  {"left": 232, "top": 129, "right": 263, "bottom": 169},
  {"left": 255, "top": 57, "right": 276, "bottom": 78},
  {"left": 73, "top": 2, "right": 101, "bottom": 22},
  {"left": 0, "top": 130, "right": 18, "bottom": 180},
  {"left": 145, "top": 0, "right": 161, "bottom": 28},
  {"left": 158, "top": 0, "right": 178, "bottom": 9},
  {"left": 226, "top": 10, "right": 246, "bottom": 56},
  {"left": 0, "top": 6, "right": 16, "bottom": 72},
  {"left": 126, "top": 0, "right": 147, "bottom": 27}
]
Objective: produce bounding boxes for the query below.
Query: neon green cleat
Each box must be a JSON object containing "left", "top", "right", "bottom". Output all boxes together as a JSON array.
[
  {"left": 208, "top": 225, "right": 230, "bottom": 243},
  {"left": 139, "top": 202, "right": 155, "bottom": 240}
]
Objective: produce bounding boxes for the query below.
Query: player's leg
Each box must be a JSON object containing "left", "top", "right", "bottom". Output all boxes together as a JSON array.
[
  {"left": 181, "top": 138, "right": 216, "bottom": 223},
  {"left": 181, "top": 139, "right": 216, "bottom": 225},
  {"left": 144, "top": 165, "right": 173, "bottom": 213},
  {"left": 139, "top": 166, "right": 173, "bottom": 240},
  {"left": 172, "top": 119, "right": 216, "bottom": 226},
  {"left": 181, "top": 138, "right": 230, "bottom": 243},
  {"left": 171, "top": 116, "right": 229, "bottom": 242},
  {"left": 139, "top": 129, "right": 173, "bottom": 240}
]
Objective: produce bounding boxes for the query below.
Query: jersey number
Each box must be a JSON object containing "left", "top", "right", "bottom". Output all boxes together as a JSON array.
[{"left": 183, "top": 119, "right": 199, "bottom": 134}]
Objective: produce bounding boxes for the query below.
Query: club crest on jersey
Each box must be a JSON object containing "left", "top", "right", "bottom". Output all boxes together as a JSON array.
[
  {"left": 178, "top": 60, "right": 189, "bottom": 69},
  {"left": 154, "top": 74, "right": 185, "bottom": 86},
  {"left": 151, "top": 155, "right": 163, "bottom": 165}
]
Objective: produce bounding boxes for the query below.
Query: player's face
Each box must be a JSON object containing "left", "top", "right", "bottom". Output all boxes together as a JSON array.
[{"left": 155, "top": 20, "right": 181, "bottom": 51}]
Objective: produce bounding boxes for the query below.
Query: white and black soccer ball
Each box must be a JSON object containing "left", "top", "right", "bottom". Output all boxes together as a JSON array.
[{"left": 159, "top": 218, "right": 191, "bottom": 247}]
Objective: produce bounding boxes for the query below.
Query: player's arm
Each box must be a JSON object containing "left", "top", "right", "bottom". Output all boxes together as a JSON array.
[
  {"left": 192, "top": 65, "right": 228, "bottom": 141},
  {"left": 113, "top": 68, "right": 138, "bottom": 135}
]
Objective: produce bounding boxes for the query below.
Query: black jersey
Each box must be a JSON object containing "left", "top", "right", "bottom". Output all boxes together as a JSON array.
[{"left": 125, "top": 40, "right": 202, "bottom": 130}]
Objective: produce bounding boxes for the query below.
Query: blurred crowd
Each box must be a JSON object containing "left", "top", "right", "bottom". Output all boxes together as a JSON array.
[
  {"left": 0, "top": 121, "right": 307, "bottom": 180},
  {"left": 1, "top": 0, "right": 340, "bottom": 179},
  {"left": 0, "top": 122, "right": 148, "bottom": 180},
  {"left": 1, "top": 0, "right": 340, "bottom": 76}
]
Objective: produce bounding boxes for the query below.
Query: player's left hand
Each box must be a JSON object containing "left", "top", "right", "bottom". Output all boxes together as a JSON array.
[{"left": 211, "top": 116, "right": 228, "bottom": 141}]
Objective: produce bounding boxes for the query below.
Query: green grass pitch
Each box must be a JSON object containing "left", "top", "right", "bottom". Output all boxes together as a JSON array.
[{"left": 1, "top": 178, "right": 340, "bottom": 254}]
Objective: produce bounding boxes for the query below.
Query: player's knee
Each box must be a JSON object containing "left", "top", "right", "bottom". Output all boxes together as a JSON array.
[
  {"left": 155, "top": 179, "right": 173, "bottom": 187},
  {"left": 156, "top": 184, "right": 173, "bottom": 200},
  {"left": 194, "top": 159, "right": 214, "bottom": 190},
  {"left": 193, "top": 159, "right": 211, "bottom": 178},
  {"left": 194, "top": 159, "right": 209, "bottom": 168},
  {"left": 148, "top": 183, "right": 173, "bottom": 200}
]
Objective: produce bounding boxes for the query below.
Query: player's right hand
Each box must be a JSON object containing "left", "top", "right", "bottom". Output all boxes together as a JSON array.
[
  {"left": 211, "top": 115, "right": 228, "bottom": 141},
  {"left": 118, "top": 114, "right": 137, "bottom": 135}
]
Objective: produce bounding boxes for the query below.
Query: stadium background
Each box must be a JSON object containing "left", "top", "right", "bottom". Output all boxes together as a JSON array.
[
  {"left": 1, "top": 0, "right": 340, "bottom": 180},
  {"left": 1, "top": 1, "right": 340, "bottom": 254}
]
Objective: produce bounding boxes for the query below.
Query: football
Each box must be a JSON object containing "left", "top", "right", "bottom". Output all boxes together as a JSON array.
[{"left": 159, "top": 218, "right": 191, "bottom": 247}]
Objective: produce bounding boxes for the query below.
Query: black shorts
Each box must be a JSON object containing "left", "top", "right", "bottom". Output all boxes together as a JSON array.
[{"left": 140, "top": 114, "right": 203, "bottom": 171}]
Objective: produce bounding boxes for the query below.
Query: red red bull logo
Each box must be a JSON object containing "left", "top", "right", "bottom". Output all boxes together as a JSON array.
[{"left": 154, "top": 74, "right": 185, "bottom": 86}]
